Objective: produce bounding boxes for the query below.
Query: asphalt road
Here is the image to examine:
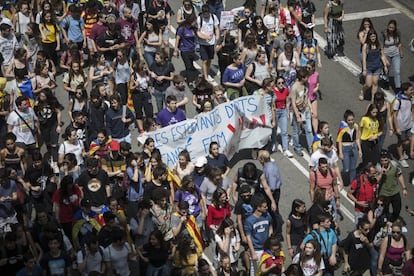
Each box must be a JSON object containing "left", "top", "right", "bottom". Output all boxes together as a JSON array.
[{"left": 48, "top": 0, "right": 414, "bottom": 273}]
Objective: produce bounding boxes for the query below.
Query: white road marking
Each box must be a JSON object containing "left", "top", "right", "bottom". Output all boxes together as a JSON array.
[
  {"left": 385, "top": 0, "right": 414, "bottom": 20},
  {"left": 314, "top": 8, "right": 401, "bottom": 25},
  {"left": 166, "top": 5, "right": 406, "bottom": 226},
  {"left": 285, "top": 154, "right": 355, "bottom": 222}
]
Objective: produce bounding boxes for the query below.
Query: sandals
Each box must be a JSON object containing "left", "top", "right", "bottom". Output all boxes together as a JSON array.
[{"left": 358, "top": 90, "right": 364, "bottom": 101}]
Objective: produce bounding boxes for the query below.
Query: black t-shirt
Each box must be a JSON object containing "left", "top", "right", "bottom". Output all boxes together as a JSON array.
[
  {"left": 142, "top": 243, "right": 169, "bottom": 267},
  {"left": 342, "top": 231, "right": 370, "bottom": 271},
  {"left": 149, "top": 61, "right": 175, "bottom": 91},
  {"left": 34, "top": 103, "right": 59, "bottom": 126},
  {"left": 96, "top": 31, "right": 125, "bottom": 61},
  {"left": 77, "top": 170, "right": 109, "bottom": 207},
  {"left": 87, "top": 101, "right": 107, "bottom": 135},
  {"left": 98, "top": 226, "right": 113, "bottom": 248},
  {"left": 238, "top": 18, "right": 252, "bottom": 41},
  {"left": 143, "top": 180, "right": 170, "bottom": 201},
  {"left": 24, "top": 164, "right": 54, "bottom": 199},
  {"left": 308, "top": 203, "right": 331, "bottom": 228},
  {"left": 40, "top": 250, "right": 71, "bottom": 276},
  {"left": 147, "top": 0, "right": 172, "bottom": 27},
  {"left": 1, "top": 245, "right": 24, "bottom": 275},
  {"left": 192, "top": 87, "right": 213, "bottom": 113},
  {"left": 234, "top": 199, "right": 253, "bottom": 222},
  {"left": 300, "top": 0, "right": 316, "bottom": 24}
]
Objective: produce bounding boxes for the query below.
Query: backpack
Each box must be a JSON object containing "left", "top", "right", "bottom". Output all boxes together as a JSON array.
[
  {"left": 390, "top": 92, "right": 411, "bottom": 129},
  {"left": 81, "top": 245, "right": 104, "bottom": 260},
  {"left": 199, "top": 13, "right": 216, "bottom": 29},
  {"left": 237, "top": 167, "right": 263, "bottom": 195},
  {"left": 313, "top": 168, "right": 334, "bottom": 190},
  {"left": 352, "top": 174, "right": 363, "bottom": 199}
]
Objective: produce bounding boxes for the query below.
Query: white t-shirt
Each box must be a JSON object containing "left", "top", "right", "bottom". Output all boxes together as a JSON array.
[
  {"left": 214, "top": 229, "right": 241, "bottom": 263},
  {"left": 309, "top": 149, "right": 338, "bottom": 171},
  {"left": 76, "top": 246, "right": 104, "bottom": 276},
  {"left": 263, "top": 14, "right": 279, "bottom": 33},
  {"left": 292, "top": 253, "right": 325, "bottom": 276},
  {"left": 103, "top": 243, "right": 131, "bottom": 276},
  {"left": 58, "top": 140, "right": 85, "bottom": 166},
  {"left": 197, "top": 14, "right": 219, "bottom": 46},
  {"left": 7, "top": 108, "right": 38, "bottom": 145}
]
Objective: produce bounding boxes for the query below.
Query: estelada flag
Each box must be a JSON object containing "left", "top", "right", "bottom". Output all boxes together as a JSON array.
[
  {"left": 127, "top": 87, "right": 135, "bottom": 113},
  {"left": 183, "top": 214, "right": 204, "bottom": 256},
  {"left": 17, "top": 78, "right": 35, "bottom": 107}
]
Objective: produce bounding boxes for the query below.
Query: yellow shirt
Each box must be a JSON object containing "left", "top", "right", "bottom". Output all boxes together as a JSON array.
[
  {"left": 173, "top": 252, "right": 198, "bottom": 275},
  {"left": 360, "top": 116, "right": 379, "bottom": 141},
  {"left": 40, "top": 23, "right": 59, "bottom": 43}
]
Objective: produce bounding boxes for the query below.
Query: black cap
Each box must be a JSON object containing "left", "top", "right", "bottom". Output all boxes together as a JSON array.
[
  {"left": 380, "top": 149, "right": 391, "bottom": 158},
  {"left": 80, "top": 198, "right": 91, "bottom": 208}
]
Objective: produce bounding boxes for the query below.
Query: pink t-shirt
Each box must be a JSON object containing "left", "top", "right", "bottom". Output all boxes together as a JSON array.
[
  {"left": 310, "top": 168, "right": 337, "bottom": 200},
  {"left": 308, "top": 71, "right": 318, "bottom": 102}
]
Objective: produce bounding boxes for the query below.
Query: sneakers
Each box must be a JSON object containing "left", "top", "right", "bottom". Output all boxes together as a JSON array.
[
  {"left": 206, "top": 75, "right": 215, "bottom": 82},
  {"left": 277, "top": 144, "right": 283, "bottom": 153},
  {"left": 51, "top": 163, "right": 60, "bottom": 174},
  {"left": 284, "top": 150, "right": 294, "bottom": 158},
  {"left": 402, "top": 152, "right": 409, "bottom": 160},
  {"left": 294, "top": 149, "right": 304, "bottom": 157},
  {"left": 399, "top": 159, "right": 409, "bottom": 168}
]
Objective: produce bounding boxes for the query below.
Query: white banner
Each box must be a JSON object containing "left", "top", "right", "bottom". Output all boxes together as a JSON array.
[{"left": 147, "top": 95, "right": 273, "bottom": 168}]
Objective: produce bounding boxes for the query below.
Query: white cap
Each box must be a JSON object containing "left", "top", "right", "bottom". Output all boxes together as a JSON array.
[{"left": 194, "top": 156, "right": 208, "bottom": 167}]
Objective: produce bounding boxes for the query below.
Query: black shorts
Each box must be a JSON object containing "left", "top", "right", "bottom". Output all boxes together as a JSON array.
[{"left": 199, "top": 44, "right": 215, "bottom": 60}]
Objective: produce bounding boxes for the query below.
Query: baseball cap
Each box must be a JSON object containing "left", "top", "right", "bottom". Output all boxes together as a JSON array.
[{"left": 194, "top": 156, "right": 208, "bottom": 167}]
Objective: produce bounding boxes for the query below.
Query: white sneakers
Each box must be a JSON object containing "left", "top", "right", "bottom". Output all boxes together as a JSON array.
[
  {"left": 402, "top": 152, "right": 409, "bottom": 160},
  {"left": 284, "top": 150, "right": 294, "bottom": 158},
  {"left": 399, "top": 159, "right": 409, "bottom": 168}
]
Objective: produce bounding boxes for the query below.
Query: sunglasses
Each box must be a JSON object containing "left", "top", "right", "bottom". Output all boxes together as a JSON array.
[{"left": 392, "top": 231, "right": 401, "bottom": 234}]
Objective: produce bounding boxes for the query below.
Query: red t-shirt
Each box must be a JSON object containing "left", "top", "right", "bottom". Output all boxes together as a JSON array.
[
  {"left": 350, "top": 176, "right": 377, "bottom": 213},
  {"left": 273, "top": 87, "right": 290, "bottom": 109},
  {"left": 207, "top": 203, "right": 231, "bottom": 228},
  {"left": 52, "top": 185, "right": 82, "bottom": 223}
]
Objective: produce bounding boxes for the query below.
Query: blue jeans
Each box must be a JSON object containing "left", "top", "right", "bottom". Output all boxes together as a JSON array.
[
  {"left": 370, "top": 246, "right": 379, "bottom": 276},
  {"left": 387, "top": 54, "right": 401, "bottom": 89},
  {"left": 144, "top": 51, "right": 155, "bottom": 67},
  {"left": 154, "top": 89, "right": 165, "bottom": 112},
  {"left": 292, "top": 110, "right": 313, "bottom": 152},
  {"left": 341, "top": 143, "right": 358, "bottom": 186},
  {"left": 275, "top": 108, "right": 289, "bottom": 151},
  {"left": 209, "top": 2, "right": 224, "bottom": 21}
]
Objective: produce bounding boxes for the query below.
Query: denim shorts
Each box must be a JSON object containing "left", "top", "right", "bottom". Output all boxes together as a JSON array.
[
  {"left": 397, "top": 129, "right": 411, "bottom": 142},
  {"left": 366, "top": 66, "right": 381, "bottom": 75}
]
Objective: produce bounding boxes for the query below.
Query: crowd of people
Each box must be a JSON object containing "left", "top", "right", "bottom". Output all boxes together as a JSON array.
[{"left": 0, "top": 0, "right": 413, "bottom": 275}]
